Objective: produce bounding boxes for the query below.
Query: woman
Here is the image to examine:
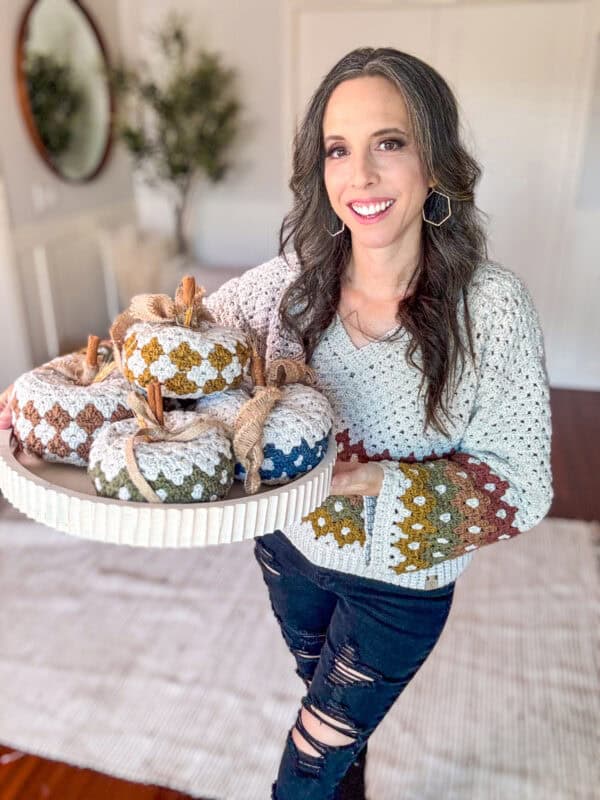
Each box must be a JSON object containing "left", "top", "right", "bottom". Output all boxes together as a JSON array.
[{"left": 207, "top": 46, "right": 554, "bottom": 800}]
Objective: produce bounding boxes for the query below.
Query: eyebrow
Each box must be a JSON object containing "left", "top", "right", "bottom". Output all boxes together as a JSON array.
[{"left": 324, "top": 127, "right": 408, "bottom": 143}]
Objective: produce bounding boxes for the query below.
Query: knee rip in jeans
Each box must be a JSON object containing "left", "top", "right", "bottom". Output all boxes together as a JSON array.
[
  {"left": 291, "top": 699, "right": 360, "bottom": 763},
  {"left": 291, "top": 640, "right": 379, "bottom": 762}
]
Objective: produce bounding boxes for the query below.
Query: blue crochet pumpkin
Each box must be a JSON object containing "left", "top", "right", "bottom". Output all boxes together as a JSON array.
[{"left": 194, "top": 385, "right": 332, "bottom": 486}]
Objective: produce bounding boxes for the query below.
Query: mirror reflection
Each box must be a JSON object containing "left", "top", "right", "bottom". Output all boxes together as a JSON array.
[{"left": 17, "top": 0, "right": 113, "bottom": 182}]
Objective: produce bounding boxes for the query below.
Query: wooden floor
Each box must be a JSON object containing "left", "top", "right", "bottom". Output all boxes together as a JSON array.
[
  {"left": 0, "top": 750, "right": 194, "bottom": 800},
  {"left": 547, "top": 388, "right": 600, "bottom": 521},
  {"left": 1, "top": 387, "right": 598, "bottom": 800}
]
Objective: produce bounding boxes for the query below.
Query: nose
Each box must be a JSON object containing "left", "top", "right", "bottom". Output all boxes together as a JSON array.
[{"left": 350, "top": 149, "right": 377, "bottom": 189}]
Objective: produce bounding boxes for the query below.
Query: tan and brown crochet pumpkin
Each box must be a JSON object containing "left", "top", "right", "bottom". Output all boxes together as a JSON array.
[{"left": 11, "top": 336, "right": 131, "bottom": 466}]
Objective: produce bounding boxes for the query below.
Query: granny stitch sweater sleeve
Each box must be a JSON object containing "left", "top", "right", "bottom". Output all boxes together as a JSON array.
[
  {"left": 203, "top": 254, "right": 301, "bottom": 360},
  {"left": 369, "top": 271, "right": 553, "bottom": 574}
]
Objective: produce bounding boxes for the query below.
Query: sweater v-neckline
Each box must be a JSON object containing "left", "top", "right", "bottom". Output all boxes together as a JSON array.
[{"left": 334, "top": 312, "right": 403, "bottom": 352}]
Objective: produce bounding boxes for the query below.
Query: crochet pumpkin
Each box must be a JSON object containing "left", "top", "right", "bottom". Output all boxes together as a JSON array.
[
  {"left": 111, "top": 276, "right": 251, "bottom": 399},
  {"left": 11, "top": 336, "right": 131, "bottom": 466},
  {"left": 195, "top": 349, "right": 333, "bottom": 493},
  {"left": 88, "top": 381, "right": 235, "bottom": 503}
]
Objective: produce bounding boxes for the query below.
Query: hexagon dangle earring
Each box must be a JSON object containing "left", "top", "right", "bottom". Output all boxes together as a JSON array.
[
  {"left": 324, "top": 216, "right": 346, "bottom": 237},
  {"left": 422, "top": 188, "right": 452, "bottom": 227}
]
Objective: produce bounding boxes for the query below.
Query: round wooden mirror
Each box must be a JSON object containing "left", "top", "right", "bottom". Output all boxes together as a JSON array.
[{"left": 15, "top": 0, "right": 114, "bottom": 183}]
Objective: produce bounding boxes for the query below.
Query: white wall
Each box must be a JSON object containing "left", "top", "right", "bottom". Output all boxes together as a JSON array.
[
  {"left": 118, "top": 0, "right": 287, "bottom": 269},
  {"left": 0, "top": 0, "right": 135, "bottom": 385}
]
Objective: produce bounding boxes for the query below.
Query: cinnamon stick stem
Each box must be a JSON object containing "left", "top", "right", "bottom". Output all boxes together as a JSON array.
[
  {"left": 156, "top": 387, "right": 164, "bottom": 427},
  {"left": 182, "top": 275, "right": 196, "bottom": 308},
  {"left": 275, "top": 364, "right": 286, "bottom": 387},
  {"left": 86, "top": 335, "right": 100, "bottom": 367},
  {"left": 250, "top": 347, "right": 266, "bottom": 387},
  {"left": 149, "top": 381, "right": 164, "bottom": 427},
  {"left": 145, "top": 384, "right": 153, "bottom": 419}
]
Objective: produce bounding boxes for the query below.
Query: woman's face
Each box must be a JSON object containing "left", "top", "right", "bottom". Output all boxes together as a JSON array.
[{"left": 322, "top": 75, "right": 431, "bottom": 254}]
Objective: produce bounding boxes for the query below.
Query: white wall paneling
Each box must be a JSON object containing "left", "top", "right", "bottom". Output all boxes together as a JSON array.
[
  {"left": 11, "top": 201, "right": 136, "bottom": 368},
  {"left": 284, "top": 0, "right": 600, "bottom": 389},
  {"left": 0, "top": 178, "right": 31, "bottom": 387}
]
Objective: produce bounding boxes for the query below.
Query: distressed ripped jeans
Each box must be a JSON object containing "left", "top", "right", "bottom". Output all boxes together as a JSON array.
[{"left": 253, "top": 529, "right": 455, "bottom": 800}]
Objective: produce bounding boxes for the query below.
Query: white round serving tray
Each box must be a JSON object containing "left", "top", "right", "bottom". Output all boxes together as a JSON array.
[{"left": 0, "top": 430, "right": 335, "bottom": 548}]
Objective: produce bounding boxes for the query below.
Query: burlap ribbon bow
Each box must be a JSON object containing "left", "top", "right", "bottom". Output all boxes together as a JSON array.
[
  {"left": 124, "top": 391, "right": 234, "bottom": 504},
  {"left": 232, "top": 358, "right": 317, "bottom": 495},
  {"left": 42, "top": 338, "right": 116, "bottom": 386},
  {"left": 42, "top": 353, "right": 101, "bottom": 386}
]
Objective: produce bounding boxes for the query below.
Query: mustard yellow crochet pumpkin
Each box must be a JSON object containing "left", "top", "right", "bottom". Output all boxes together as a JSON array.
[{"left": 112, "top": 276, "right": 252, "bottom": 399}]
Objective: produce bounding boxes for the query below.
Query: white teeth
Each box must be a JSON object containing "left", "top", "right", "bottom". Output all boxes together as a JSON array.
[{"left": 351, "top": 200, "right": 394, "bottom": 216}]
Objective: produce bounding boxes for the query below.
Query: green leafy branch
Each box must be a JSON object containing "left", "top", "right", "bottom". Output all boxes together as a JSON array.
[
  {"left": 25, "top": 52, "right": 83, "bottom": 158},
  {"left": 108, "top": 14, "right": 241, "bottom": 255}
]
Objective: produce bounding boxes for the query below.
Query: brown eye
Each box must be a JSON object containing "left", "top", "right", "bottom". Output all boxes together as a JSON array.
[
  {"left": 326, "top": 145, "right": 347, "bottom": 159},
  {"left": 378, "top": 139, "right": 405, "bottom": 151}
]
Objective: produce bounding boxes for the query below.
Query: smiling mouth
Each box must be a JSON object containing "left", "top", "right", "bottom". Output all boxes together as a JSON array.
[{"left": 348, "top": 199, "right": 395, "bottom": 223}]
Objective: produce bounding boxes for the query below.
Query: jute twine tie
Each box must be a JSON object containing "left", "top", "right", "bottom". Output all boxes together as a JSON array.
[
  {"left": 124, "top": 392, "right": 234, "bottom": 504},
  {"left": 232, "top": 358, "right": 317, "bottom": 495},
  {"left": 92, "top": 362, "right": 118, "bottom": 383}
]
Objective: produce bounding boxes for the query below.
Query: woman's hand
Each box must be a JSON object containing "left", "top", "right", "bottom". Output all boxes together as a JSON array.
[
  {"left": 0, "top": 384, "right": 14, "bottom": 430},
  {"left": 329, "top": 459, "right": 384, "bottom": 497}
]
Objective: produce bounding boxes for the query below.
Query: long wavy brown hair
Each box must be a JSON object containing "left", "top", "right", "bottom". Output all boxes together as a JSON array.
[{"left": 278, "top": 47, "right": 488, "bottom": 437}]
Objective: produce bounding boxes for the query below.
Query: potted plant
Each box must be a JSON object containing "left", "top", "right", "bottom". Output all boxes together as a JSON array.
[{"left": 109, "top": 14, "right": 241, "bottom": 259}]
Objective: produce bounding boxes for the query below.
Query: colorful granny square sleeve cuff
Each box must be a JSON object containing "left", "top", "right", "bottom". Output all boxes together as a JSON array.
[{"left": 371, "top": 454, "right": 520, "bottom": 575}]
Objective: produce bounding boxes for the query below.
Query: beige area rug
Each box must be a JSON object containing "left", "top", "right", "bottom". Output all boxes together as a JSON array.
[{"left": 0, "top": 500, "right": 598, "bottom": 800}]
